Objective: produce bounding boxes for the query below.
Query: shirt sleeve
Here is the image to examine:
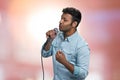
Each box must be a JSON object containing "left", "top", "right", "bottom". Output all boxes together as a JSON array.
[
  {"left": 41, "top": 45, "right": 53, "bottom": 57},
  {"left": 73, "top": 45, "right": 90, "bottom": 79}
]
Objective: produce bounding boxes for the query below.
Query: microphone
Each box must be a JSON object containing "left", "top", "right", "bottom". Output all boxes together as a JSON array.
[
  {"left": 47, "top": 28, "right": 58, "bottom": 42},
  {"left": 43, "top": 28, "right": 58, "bottom": 50},
  {"left": 54, "top": 28, "right": 58, "bottom": 35},
  {"left": 42, "top": 28, "right": 58, "bottom": 80}
]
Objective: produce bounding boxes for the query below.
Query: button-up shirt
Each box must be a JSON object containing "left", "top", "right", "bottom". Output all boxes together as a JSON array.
[{"left": 41, "top": 31, "right": 90, "bottom": 80}]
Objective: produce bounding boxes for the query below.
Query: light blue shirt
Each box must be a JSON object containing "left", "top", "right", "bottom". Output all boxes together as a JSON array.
[{"left": 41, "top": 31, "right": 90, "bottom": 80}]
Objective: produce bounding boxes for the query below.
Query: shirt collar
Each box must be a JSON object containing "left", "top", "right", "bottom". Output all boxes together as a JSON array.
[{"left": 59, "top": 31, "right": 79, "bottom": 42}]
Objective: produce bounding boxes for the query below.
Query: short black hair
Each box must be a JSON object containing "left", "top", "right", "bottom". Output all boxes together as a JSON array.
[{"left": 62, "top": 7, "right": 82, "bottom": 27}]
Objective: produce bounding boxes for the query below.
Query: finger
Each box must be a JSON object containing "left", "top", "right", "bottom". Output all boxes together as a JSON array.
[
  {"left": 46, "top": 30, "right": 55, "bottom": 38},
  {"left": 57, "top": 51, "right": 62, "bottom": 55},
  {"left": 50, "top": 31, "right": 56, "bottom": 38},
  {"left": 56, "top": 51, "right": 59, "bottom": 57},
  {"left": 58, "top": 50, "right": 63, "bottom": 54},
  {"left": 46, "top": 31, "right": 50, "bottom": 37},
  {"left": 46, "top": 30, "right": 51, "bottom": 38},
  {"left": 56, "top": 51, "right": 61, "bottom": 58}
]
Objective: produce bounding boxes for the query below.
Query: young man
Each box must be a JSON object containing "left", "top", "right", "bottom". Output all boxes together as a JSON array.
[{"left": 41, "top": 7, "right": 90, "bottom": 80}]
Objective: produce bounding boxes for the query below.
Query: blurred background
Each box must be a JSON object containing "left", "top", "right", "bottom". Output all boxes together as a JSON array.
[{"left": 0, "top": 0, "right": 120, "bottom": 80}]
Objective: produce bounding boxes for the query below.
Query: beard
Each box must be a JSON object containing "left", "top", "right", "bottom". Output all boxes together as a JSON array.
[{"left": 59, "top": 22, "right": 73, "bottom": 32}]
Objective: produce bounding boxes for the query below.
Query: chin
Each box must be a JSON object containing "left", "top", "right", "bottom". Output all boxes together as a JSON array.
[{"left": 59, "top": 27, "right": 62, "bottom": 31}]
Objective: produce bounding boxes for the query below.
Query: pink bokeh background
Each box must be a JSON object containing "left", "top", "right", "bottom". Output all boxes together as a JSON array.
[{"left": 0, "top": 0, "right": 120, "bottom": 80}]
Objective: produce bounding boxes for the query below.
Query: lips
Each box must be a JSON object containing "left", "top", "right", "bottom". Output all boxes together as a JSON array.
[
  {"left": 59, "top": 25, "right": 62, "bottom": 30},
  {"left": 59, "top": 24, "right": 62, "bottom": 28},
  {"left": 59, "top": 25, "right": 62, "bottom": 28}
]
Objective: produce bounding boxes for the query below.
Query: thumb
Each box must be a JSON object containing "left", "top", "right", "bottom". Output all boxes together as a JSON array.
[{"left": 58, "top": 50, "right": 62, "bottom": 54}]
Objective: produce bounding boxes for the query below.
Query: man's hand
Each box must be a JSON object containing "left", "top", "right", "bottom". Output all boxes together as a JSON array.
[
  {"left": 56, "top": 51, "right": 67, "bottom": 65},
  {"left": 46, "top": 29, "right": 57, "bottom": 40},
  {"left": 43, "top": 29, "right": 57, "bottom": 51},
  {"left": 56, "top": 50, "right": 74, "bottom": 74}
]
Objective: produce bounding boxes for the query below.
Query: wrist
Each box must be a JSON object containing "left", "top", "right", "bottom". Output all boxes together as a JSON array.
[
  {"left": 63, "top": 60, "right": 69, "bottom": 67},
  {"left": 63, "top": 60, "right": 74, "bottom": 74},
  {"left": 43, "top": 39, "right": 53, "bottom": 51}
]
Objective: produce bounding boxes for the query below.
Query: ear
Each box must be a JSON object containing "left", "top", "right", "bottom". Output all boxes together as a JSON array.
[{"left": 72, "top": 21, "right": 77, "bottom": 28}]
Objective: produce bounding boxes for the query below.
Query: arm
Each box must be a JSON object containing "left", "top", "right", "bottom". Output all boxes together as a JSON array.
[
  {"left": 56, "top": 51, "right": 74, "bottom": 73},
  {"left": 73, "top": 46, "right": 90, "bottom": 78},
  {"left": 41, "top": 39, "right": 53, "bottom": 57},
  {"left": 41, "top": 29, "right": 57, "bottom": 57},
  {"left": 43, "top": 38, "right": 53, "bottom": 51},
  {"left": 56, "top": 46, "right": 90, "bottom": 79}
]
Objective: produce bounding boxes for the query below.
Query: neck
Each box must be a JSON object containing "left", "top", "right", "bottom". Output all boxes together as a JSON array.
[{"left": 64, "top": 28, "right": 76, "bottom": 39}]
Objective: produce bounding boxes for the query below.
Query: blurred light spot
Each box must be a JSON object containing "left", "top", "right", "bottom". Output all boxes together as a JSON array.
[
  {"left": 24, "top": 77, "right": 34, "bottom": 80},
  {"left": 26, "top": 8, "right": 61, "bottom": 43},
  {"left": 86, "top": 72, "right": 103, "bottom": 80},
  {"left": 0, "top": 65, "right": 5, "bottom": 80},
  {"left": 90, "top": 52, "right": 106, "bottom": 69},
  {"left": 0, "top": 12, "right": 1, "bottom": 24},
  {"left": 36, "top": 71, "right": 52, "bottom": 80}
]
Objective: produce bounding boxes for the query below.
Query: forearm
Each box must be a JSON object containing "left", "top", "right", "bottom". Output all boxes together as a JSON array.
[
  {"left": 41, "top": 39, "right": 53, "bottom": 57},
  {"left": 43, "top": 38, "right": 53, "bottom": 51},
  {"left": 41, "top": 44, "right": 52, "bottom": 57},
  {"left": 63, "top": 60, "right": 74, "bottom": 74},
  {"left": 63, "top": 60, "right": 88, "bottom": 78}
]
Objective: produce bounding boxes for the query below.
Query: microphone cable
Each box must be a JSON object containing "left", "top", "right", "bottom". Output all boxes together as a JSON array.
[
  {"left": 41, "top": 53, "right": 44, "bottom": 80},
  {"left": 40, "top": 28, "right": 58, "bottom": 80}
]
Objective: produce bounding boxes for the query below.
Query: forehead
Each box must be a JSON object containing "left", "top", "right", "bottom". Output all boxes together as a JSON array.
[{"left": 61, "top": 13, "right": 72, "bottom": 19}]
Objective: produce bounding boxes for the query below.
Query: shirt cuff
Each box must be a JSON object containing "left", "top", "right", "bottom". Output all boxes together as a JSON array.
[
  {"left": 73, "top": 65, "right": 80, "bottom": 77},
  {"left": 42, "top": 46, "right": 52, "bottom": 57}
]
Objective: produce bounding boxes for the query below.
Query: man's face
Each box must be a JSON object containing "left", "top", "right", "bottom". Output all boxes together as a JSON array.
[{"left": 59, "top": 13, "right": 73, "bottom": 32}]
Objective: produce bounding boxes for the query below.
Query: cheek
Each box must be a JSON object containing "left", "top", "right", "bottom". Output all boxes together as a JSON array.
[
  {"left": 64, "top": 23, "right": 72, "bottom": 28},
  {"left": 60, "top": 21, "right": 72, "bottom": 30},
  {"left": 63, "top": 22, "right": 71, "bottom": 27}
]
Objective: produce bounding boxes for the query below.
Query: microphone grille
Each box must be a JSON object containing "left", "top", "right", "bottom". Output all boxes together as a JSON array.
[{"left": 54, "top": 28, "right": 58, "bottom": 34}]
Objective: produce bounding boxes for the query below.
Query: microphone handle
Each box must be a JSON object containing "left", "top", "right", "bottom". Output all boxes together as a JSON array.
[
  {"left": 43, "top": 28, "right": 58, "bottom": 50},
  {"left": 47, "top": 28, "right": 58, "bottom": 42},
  {"left": 46, "top": 37, "right": 53, "bottom": 43}
]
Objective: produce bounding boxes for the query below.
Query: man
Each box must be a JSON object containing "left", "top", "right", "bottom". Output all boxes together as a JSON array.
[{"left": 41, "top": 7, "right": 90, "bottom": 80}]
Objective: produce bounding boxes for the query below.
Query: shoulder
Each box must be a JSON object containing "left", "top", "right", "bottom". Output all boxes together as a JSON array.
[{"left": 76, "top": 35, "right": 88, "bottom": 48}]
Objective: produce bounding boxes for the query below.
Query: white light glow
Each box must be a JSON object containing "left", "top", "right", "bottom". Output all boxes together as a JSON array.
[
  {"left": 85, "top": 51, "right": 106, "bottom": 80},
  {"left": 36, "top": 71, "right": 52, "bottom": 80},
  {"left": 0, "top": 65, "right": 5, "bottom": 80},
  {"left": 26, "top": 8, "right": 61, "bottom": 43},
  {"left": 86, "top": 72, "right": 103, "bottom": 80}
]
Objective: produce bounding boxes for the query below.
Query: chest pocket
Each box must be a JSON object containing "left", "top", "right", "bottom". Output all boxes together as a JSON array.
[{"left": 61, "top": 48, "right": 77, "bottom": 65}]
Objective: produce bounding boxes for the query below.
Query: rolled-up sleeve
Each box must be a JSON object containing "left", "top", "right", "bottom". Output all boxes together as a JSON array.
[
  {"left": 41, "top": 45, "right": 53, "bottom": 57},
  {"left": 73, "top": 45, "right": 90, "bottom": 79}
]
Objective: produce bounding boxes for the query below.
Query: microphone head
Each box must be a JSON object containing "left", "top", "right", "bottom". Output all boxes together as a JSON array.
[{"left": 54, "top": 28, "right": 58, "bottom": 34}]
